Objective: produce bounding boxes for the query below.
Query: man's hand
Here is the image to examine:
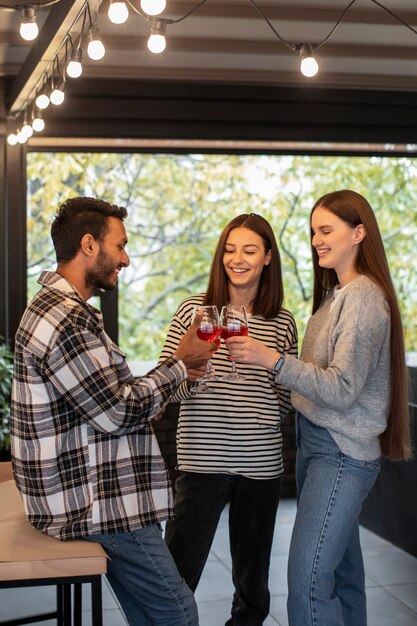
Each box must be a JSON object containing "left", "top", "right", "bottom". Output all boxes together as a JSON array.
[
  {"left": 174, "top": 312, "right": 215, "bottom": 370},
  {"left": 186, "top": 366, "right": 207, "bottom": 382}
]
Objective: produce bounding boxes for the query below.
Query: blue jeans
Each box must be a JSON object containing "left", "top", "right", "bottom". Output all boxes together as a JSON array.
[
  {"left": 287, "top": 413, "right": 380, "bottom": 626},
  {"left": 84, "top": 523, "right": 198, "bottom": 626},
  {"left": 165, "top": 471, "right": 281, "bottom": 625}
]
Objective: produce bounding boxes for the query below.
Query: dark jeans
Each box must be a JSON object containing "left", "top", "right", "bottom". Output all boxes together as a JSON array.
[{"left": 165, "top": 471, "right": 281, "bottom": 626}]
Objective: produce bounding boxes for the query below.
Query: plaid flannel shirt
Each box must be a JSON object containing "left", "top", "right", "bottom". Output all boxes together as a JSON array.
[{"left": 10, "top": 271, "right": 186, "bottom": 540}]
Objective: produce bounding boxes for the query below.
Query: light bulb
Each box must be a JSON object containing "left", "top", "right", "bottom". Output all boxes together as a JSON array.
[
  {"left": 50, "top": 88, "right": 64, "bottom": 105},
  {"left": 7, "top": 133, "right": 18, "bottom": 146},
  {"left": 20, "top": 7, "right": 39, "bottom": 41},
  {"left": 147, "top": 33, "right": 166, "bottom": 53},
  {"left": 87, "top": 27, "right": 105, "bottom": 60},
  {"left": 299, "top": 44, "right": 319, "bottom": 78},
  {"left": 35, "top": 92, "right": 50, "bottom": 109},
  {"left": 16, "top": 129, "right": 27, "bottom": 144},
  {"left": 108, "top": 0, "right": 128, "bottom": 24},
  {"left": 148, "top": 20, "right": 167, "bottom": 53},
  {"left": 32, "top": 115, "right": 45, "bottom": 132},
  {"left": 21, "top": 123, "right": 34, "bottom": 139},
  {"left": 140, "top": 0, "right": 166, "bottom": 16},
  {"left": 66, "top": 48, "right": 83, "bottom": 78},
  {"left": 20, "top": 21, "right": 39, "bottom": 41},
  {"left": 50, "top": 79, "right": 66, "bottom": 105}
]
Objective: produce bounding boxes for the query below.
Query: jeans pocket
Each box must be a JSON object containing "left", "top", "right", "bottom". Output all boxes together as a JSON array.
[{"left": 341, "top": 453, "right": 381, "bottom": 494}]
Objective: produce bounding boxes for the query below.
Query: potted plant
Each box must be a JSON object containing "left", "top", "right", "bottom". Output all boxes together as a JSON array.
[{"left": 0, "top": 338, "right": 13, "bottom": 460}]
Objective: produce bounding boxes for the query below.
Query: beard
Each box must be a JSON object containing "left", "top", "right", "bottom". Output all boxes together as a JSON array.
[{"left": 85, "top": 246, "right": 118, "bottom": 293}]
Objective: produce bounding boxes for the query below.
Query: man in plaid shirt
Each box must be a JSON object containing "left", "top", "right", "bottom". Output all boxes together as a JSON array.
[{"left": 10, "top": 197, "right": 214, "bottom": 626}]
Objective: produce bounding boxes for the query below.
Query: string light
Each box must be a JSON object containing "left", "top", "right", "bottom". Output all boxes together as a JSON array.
[
  {"left": 87, "top": 25, "right": 105, "bottom": 60},
  {"left": 7, "top": 132, "right": 18, "bottom": 146},
  {"left": 16, "top": 129, "right": 27, "bottom": 144},
  {"left": 21, "top": 114, "right": 34, "bottom": 140},
  {"left": 50, "top": 78, "right": 66, "bottom": 105},
  {"left": 7, "top": 0, "right": 417, "bottom": 146},
  {"left": 7, "top": 1, "right": 89, "bottom": 145},
  {"left": 32, "top": 109, "right": 45, "bottom": 132},
  {"left": 35, "top": 88, "right": 50, "bottom": 110},
  {"left": 19, "top": 6, "right": 39, "bottom": 41},
  {"left": 108, "top": 0, "right": 128, "bottom": 24},
  {"left": 147, "top": 19, "right": 167, "bottom": 53},
  {"left": 299, "top": 44, "right": 319, "bottom": 78},
  {"left": 66, "top": 47, "right": 83, "bottom": 78},
  {"left": 49, "top": 56, "right": 67, "bottom": 105}
]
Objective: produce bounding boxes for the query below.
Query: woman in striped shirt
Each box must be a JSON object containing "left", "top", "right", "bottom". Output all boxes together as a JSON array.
[{"left": 159, "top": 213, "right": 298, "bottom": 626}]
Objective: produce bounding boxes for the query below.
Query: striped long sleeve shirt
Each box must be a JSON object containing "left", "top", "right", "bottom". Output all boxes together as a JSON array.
[
  {"left": 10, "top": 271, "right": 186, "bottom": 540},
  {"left": 160, "top": 295, "right": 298, "bottom": 479}
]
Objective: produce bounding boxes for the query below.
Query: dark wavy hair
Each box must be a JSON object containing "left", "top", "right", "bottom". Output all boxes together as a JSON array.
[
  {"left": 311, "top": 189, "right": 411, "bottom": 461},
  {"left": 51, "top": 196, "right": 127, "bottom": 262},
  {"left": 203, "top": 213, "right": 284, "bottom": 319}
]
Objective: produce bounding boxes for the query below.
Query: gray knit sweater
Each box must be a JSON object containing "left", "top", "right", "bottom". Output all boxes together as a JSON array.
[{"left": 278, "top": 275, "right": 391, "bottom": 460}]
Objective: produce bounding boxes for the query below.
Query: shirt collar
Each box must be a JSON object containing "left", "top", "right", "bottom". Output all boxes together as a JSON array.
[{"left": 38, "top": 270, "right": 102, "bottom": 320}]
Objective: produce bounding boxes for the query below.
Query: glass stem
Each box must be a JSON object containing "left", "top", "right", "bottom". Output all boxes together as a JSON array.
[{"left": 205, "top": 359, "right": 213, "bottom": 377}]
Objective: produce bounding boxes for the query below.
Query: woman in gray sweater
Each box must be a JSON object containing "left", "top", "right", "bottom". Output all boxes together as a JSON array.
[{"left": 226, "top": 189, "right": 411, "bottom": 626}]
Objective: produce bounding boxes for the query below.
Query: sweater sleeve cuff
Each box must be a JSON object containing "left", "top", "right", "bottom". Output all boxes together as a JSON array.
[{"left": 274, "top": 353, "right": 302, "bottom": 388}]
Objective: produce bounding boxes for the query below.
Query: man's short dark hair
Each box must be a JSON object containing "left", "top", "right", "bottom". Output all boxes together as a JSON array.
[{"left": 51, "top": 197, "right": 128, "bottom": 262}]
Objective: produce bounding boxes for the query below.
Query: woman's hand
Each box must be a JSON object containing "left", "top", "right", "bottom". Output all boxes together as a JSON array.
[{"left": 225, "top": 335, "right": 280, "bottom": 370}]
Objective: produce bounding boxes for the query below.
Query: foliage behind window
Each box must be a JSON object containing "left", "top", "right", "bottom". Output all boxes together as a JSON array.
[{"left": 27, "top": 152, "right": 417, "bottom": 361}]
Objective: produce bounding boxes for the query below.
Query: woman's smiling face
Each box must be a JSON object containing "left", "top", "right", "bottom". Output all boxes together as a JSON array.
[
  {"left": 223, "top": 227, "right": 271, "bottom": 292},
  {"left": 311, "top": 205, "right": 364, "bottom": 285}
]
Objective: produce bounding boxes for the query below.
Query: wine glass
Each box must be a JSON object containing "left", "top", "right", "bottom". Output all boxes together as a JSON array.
[
  {"left": 190, "top": 305, "right": 221, "bottom": 394},
  {"left": 220, "top": 305, "right": 249, "bottom": 381}
]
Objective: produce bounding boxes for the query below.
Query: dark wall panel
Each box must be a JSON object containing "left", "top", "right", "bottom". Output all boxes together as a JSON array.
[{"left": 39, "top": 80, "right": 417, "bottom": 145}]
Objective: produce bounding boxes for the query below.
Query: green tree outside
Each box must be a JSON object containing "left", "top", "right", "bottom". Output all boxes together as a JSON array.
[{"left": 27, "top": 152, "right": 417, "bottom": 362}]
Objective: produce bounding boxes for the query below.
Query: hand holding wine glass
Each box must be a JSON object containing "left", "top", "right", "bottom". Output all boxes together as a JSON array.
[
  {"left": 190, "top": 305, "right": 221, "bottom": 394},
  {"left": 174, "top": 309, "right": 217, "bottom": 371},
  {"left": 220, "top": 305, "right": 249, "bottom": 381}
]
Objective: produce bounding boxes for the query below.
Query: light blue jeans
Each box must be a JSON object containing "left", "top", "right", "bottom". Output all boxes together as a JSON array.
[
  {"left": 287, "top": 413, "right": 380, "bottom": 626},
  {"left": 84, "top": 523, "right": 198, "bottom": 626}
]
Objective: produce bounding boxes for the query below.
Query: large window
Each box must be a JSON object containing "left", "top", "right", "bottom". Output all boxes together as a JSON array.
[{"left": 27, "top": 152, "right": 417, "bottom": 367}]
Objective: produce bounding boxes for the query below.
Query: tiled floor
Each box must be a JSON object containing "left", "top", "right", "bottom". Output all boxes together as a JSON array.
[{"left": 1, "top": 499, "right": 417, "bottom": 625}]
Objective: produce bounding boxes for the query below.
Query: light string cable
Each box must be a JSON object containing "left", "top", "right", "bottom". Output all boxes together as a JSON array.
[
  {"left": 85, "top": 0, "right": 94, "bottom": 27},
  {"left": 75, "top": 4, "right": 87, "bottom": 51},
  {"left": 28, "top": 1, "right": 88, "bottom": 100},
  {"left": 369, "top": 0, "right": 417, "bottom": 37},
  {"left": 247, "top": 0, "right": 359, "bottom": 52},
  {"left": 85, "top": 0, "right": 102, "bottom": 31}
]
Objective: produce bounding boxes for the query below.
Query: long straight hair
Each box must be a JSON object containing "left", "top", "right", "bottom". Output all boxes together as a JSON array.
[
  {"left": 203, "top": 213, "right": 284, "bottom": 319},
  {"left": 311, "top": 190, "right": 411, "bottom": 460}
]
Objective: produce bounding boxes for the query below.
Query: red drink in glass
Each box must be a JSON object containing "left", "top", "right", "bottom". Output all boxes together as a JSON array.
[
  {"left": 197, "top": 325, "right": 221, "bottom": 342},
  {"left": 221, "top": 324, "right": 249, "bottom": 340}
]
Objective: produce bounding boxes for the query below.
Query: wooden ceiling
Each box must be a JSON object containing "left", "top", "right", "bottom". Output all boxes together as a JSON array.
[{"left": 2, "top": 0, "right": 417, "bottom": 117}]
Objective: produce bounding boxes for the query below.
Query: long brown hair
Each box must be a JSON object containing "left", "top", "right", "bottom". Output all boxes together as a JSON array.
[
  {"left": 203, "top": 213, "right": 284, "bottom": 319},
  {"left": 311, "top": 189, "right": 411, "bottom": 460}
]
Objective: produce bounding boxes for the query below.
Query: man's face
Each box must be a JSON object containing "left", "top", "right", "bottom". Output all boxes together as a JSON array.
[{"left": 86, "top": 217, "right": 130, "bottom": 292}]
